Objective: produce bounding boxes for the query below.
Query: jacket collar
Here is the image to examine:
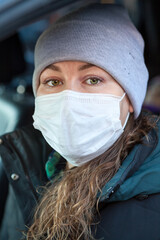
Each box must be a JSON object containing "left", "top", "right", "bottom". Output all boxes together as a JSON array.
[{"left": 100, "top": 127, "right": 158, "bottom": 202}]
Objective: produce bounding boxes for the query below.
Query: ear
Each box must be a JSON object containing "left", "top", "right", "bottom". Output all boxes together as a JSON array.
[
  {"left": 129, "top": 104, "right": 134, "bottom": 113},
  {"left": 126, "top": 95, "right": 134, "bottom": 113}
]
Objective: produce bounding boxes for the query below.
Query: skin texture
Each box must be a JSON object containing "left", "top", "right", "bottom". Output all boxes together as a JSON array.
[
  {"left": 37, "top": 61, "right": 134, "bottom": 169},
  {"left": 37, "top": 60, "right": 133, "bottom": 121}
]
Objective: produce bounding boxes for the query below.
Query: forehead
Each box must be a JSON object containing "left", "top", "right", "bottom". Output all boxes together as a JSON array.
[
  {"left": 41, "top": 61, "right": 116, "bottom": 80},
  {"left": 43, "top": 61, "right": 96, "bottom": 71}
]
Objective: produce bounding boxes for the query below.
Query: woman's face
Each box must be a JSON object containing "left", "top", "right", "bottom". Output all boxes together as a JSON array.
[{"left": 37, "top": 61, "right": 133, "bottom": 125}]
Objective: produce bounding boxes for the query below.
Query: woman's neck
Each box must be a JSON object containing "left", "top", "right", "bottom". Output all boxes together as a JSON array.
[{"left": 67, "top": 161, "right": 75, "bottom": 169}]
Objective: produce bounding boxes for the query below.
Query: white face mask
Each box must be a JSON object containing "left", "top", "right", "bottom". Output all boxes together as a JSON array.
[{"left": 33, "top": 90, "right": 129, "bottom": 166}]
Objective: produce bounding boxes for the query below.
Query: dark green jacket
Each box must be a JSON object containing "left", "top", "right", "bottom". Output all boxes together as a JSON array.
[{"left": 0, "top": 123, "right": 160, "bottom": 240}]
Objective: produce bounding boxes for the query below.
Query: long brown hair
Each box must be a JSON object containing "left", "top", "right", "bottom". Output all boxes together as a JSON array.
[{"left": 26, "top": 112, "right": 157, "bottom": 240}]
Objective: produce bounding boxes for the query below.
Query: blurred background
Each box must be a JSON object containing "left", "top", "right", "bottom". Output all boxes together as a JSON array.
[{"left": 0, "top": 0, "right": 160, "bottom": 135}]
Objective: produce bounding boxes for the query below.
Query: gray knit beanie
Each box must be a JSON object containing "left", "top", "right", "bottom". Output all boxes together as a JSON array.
[{"left": 33, "top": 3, "right": 149, "bottom": 118}]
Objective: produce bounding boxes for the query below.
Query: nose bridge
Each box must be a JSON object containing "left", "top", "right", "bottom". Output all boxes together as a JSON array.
[{"left": 65, "top": 76, "right": 80, "bottom": 91}]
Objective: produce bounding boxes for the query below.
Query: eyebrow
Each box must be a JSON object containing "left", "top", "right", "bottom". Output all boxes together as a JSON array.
[
  {"left": 45, "top": 63, "right": 95, "bottom": 72},
  {"left": 78, "top": 63, "right": 95, "bottom": 71},
  {"left": 45, "top": 64, "right": 61, "bottom": 72}
]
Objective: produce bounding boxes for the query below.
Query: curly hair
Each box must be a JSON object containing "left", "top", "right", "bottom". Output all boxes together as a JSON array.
[{"left": 26, "top": 112, "right": 157, "bottom": 240}]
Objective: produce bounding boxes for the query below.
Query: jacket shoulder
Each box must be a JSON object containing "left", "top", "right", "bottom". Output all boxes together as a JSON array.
[
  {"left": 0, "top": 124, "right": 52, "bottom": 186},
  {"left": 0, "top": 125, "right": 52, "bottom": 225}
]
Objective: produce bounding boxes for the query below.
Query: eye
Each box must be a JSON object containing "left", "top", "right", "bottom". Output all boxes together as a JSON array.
[
  {"left": 46, "top": 79, "right": 62, "bottom": 87},
  {"left": 85, "top": 77, "right": 102, "bottom": 85}
]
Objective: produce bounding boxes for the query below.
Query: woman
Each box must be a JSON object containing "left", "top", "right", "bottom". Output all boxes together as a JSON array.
[{"left": 1, "top": 3, "right": 160, "bottom": 240}]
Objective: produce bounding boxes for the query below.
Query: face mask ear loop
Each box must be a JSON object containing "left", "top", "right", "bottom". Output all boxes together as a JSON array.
[
  {"left": 119, "top": 92, "right": 126, "bottom": 101},
  {"left": 122, "top": 112, "right": 130, "bottom": 129},
  {"left": 119, "top": 92, "right": 129, "bottom": 129}
]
